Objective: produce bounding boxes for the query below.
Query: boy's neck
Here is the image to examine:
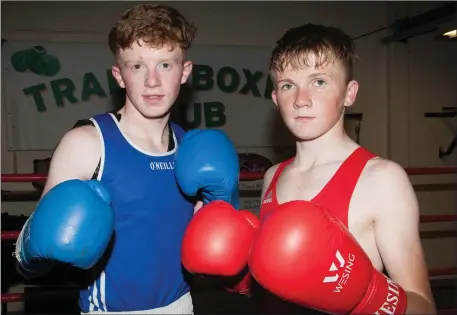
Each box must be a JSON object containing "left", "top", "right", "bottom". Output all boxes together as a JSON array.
[
  {"left": 118, "top": 104, "right": 170, "bottom": 145},
  {"left": 293, "top": 116, "right": 359, "bottom": 170}
]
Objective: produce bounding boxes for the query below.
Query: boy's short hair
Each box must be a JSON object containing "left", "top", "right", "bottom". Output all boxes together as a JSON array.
[
  {"left": 269, "top": 23, "right": 357, "bottom": 83},
  {"left": 109, "top": 4, "right": 197, "bottom": 57}
]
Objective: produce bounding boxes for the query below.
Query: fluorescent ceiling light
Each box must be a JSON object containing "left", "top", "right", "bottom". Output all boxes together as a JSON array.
[{"left": 442, "top": 29, "right": 457, "bottom": 38}]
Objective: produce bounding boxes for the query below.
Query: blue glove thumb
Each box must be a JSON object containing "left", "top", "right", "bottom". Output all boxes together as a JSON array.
[{"left": 175, "top": 129, "right": 240, "bottom": 209}]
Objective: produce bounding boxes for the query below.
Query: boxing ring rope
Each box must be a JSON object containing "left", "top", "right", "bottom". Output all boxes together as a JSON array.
[
  {"left": 2, "top": 165, "right": 457, "bottom": 182},
  {"left": 2, "top": 293, "right": 23, "bottom": 303},
  {"left": 1, "top": 213, "right": 456, "bottom": 241},
  {"left": 2, "top": 166, "right": 457, "bottom": 311},
  {"left": 2, "top": 174, "right": 48, "bottom": 182},
  {"left": 1, "top": 231, "right": 20, "bottom": 240}
]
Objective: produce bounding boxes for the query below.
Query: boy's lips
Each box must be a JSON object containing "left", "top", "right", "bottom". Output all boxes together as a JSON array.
[
  {"left": 295, "top": 116, "right": 315, "bottom": 120},
  {"left": 143, "top": 95, "right": 164, "bottom": 102}
]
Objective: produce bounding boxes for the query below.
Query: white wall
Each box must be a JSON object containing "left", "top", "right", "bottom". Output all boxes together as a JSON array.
[
  {"left": 385, "top": 1, "right": 457, "bottom": 276},
  {"left": 1, "top": 1, "right": 456, "bottom": 311}
]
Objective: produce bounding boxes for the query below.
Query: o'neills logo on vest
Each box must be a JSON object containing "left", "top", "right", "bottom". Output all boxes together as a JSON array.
[
  {"left": 150, "top": 161, "right": 174, "bottom": 171},
  {"left": 373, "top": 277, "right": 401, "bottom": 315}
]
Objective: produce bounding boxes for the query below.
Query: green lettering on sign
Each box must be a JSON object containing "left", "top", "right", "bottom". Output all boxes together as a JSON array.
[
  {"left": 50, "top": 78, "right": 78, "bottom": 107},
  {"left": 204, "top": 102, "right": 226, "bottom": 127},
  {"left": 217, "top": 66, "right": 239, "bottom": 93},
  {"left": 239, "top": 69, "right": 263, "bottom": 97},
  {"left": 192, "top": 65, "right": 214, "bottom": 91},
  {"left": 184, "top": 103, "right": 202, "bottom": 129},
  {"left": 23, "top": 84, "right": 47, "bottom": 112},
  {"left": 82, "top": 72, "right": 107, "bottom": 101}
]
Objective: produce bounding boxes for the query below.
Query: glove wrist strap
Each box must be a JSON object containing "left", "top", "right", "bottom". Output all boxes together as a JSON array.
[{"left": 351, "top": 270, "right": 407, "bottom": 315}]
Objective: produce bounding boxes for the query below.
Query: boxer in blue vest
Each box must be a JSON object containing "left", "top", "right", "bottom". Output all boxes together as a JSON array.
[{"left": 14, "top": 4, "right": 242, "bottom": 314}]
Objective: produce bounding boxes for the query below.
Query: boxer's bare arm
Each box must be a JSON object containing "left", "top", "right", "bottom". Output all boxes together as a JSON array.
[
  {"left": 41, "top": 126, "right": 101, "bottom": 198},
  {"left": 368, "top": 160, "right": 436, "bottom": 314}
]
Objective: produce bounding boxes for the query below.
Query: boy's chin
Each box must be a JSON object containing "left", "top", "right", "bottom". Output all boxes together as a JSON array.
[{"left": 138, "top": 106, "right": 173, "bottom": 120}]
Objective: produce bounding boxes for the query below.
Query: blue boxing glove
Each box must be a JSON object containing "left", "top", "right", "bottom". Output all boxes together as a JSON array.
[
  {"left": 15, "top": 179, "right": 114, "bottom": 279},
  {"left": 175, "top": 129, "right": 240, "bottom": 209}
]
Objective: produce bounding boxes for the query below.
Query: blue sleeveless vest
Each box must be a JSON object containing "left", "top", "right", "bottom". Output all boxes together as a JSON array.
[{"left": 79, "top": 113, "right": 194, "bottom": 312}]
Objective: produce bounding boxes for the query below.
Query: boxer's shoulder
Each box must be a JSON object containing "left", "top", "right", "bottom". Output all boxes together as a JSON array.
[
  {"left": 265, "top": 163, "right": 281, "bottom": 180},
  {"left": 263, "top": 163, "right": 282, "bottom": 187},
  {"left": 358, "top": 157, "right": 416, "bottom": 210},
  {"left": 362, "top": 157, "right": 410, "bottom": 184},
  {"left": 48, "top": 125, "right": 102, "bottom": 184},
  {"left": 59, "top": 125, "right": 100, "bottom": 150}
]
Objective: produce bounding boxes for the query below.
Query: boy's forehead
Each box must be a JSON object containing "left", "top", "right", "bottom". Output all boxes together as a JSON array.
[
  {"left": 273, "top": 52, "right": 344, "bottom": 78},
  {"left": 118, "top": 40, "right": 183, "bottom": 61}
]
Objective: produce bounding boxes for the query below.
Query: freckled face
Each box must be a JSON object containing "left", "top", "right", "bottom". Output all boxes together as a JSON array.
[
  {"left": 112, "top": 41, "right": 193, "bottom": 119},
  {"left": 271, "top": 53, "right": 359, "bottom": 141}
]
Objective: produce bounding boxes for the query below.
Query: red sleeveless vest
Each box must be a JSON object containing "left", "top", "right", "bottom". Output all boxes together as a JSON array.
[{"left": 260, "top": 147, "right": 377, "bottom": 228}]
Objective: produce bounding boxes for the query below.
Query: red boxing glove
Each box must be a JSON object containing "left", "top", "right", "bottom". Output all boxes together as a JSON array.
[
  {"left": 182, "top": 201, "right": 259, "bottom": 277},
  {"left": 226, "top": 211, "right": 259, "bottom": 297},
  {"left": 249, "top": 200, "right": 407, "bottom": 315},
  {"left": 224, "top": 209, "right": 258, "bottom": 296}
]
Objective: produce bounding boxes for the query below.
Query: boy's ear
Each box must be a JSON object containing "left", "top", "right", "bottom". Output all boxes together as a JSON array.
[
  {"left": 181, "top": 60, "right": 193, "bottom": 84},
  {"left": 343, "top": 80, "right": 359, "bottom": 108},
  {"left": 272, "top": 90, "right": 279, "bottom": 109},
  {"left": 112, "top": 65, "right": 125, "bottom": 89}
]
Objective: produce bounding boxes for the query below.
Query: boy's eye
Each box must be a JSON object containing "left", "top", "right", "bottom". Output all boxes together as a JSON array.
[
  {"left": 159, "top": 63, "right": 171, "bottom": 69},
  {"left": 132, "top": 64, "right": 143, "bottom": 70},
  {"left": 314, "top": 79, "right": 326, "bottom": 87},
  {"left": 281, "top": 84, "right": 293, "bottom": 90}
]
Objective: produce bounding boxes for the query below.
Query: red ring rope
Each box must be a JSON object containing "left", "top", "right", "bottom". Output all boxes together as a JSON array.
[
  {"left": 2, "top": 231, "right": 20, "bottom": 240},
  {"left": 2, "top": 231, "right": 456, "bottom": 276},
  {"left": 1, "top": 293, "right": 23, "bottom": 303},
  {"left": 428, "top": 267, "right": 457, "bottom": 277},
  {"left": 0, "top": 215, "right": 455, "bottom": 239},
  {"left": 1, "top": 166, "right": 456, "bottom": 182},
  {"left": 404, "top": 166, "right": 457, "bottom": 176},
  {"left": 1, "top": 173, "right": 47, "bottom": 182},
  {"left": 420, "top": 214, "right": 457, "bottom": 223},
  {"left": 2, "top": 213, "right": 455, "bottom": 241}
]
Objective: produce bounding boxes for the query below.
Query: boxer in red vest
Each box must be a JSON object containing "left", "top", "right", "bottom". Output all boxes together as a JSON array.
[{"left": 248, "top": 23, "right": 436, "bottom": 315}]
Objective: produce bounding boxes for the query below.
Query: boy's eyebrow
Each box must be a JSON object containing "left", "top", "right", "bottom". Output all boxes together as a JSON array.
[
  {"left": 309, "top": 72, "right": 334, "bottom": 79},
  {"left": 123, "top": 58, "right": 142, "bottom": 66},
  {"left": 276, "top": 72, "right": 335, "bottom": 84},
  {"left": 276, "top": 78, "right": 293, "bottom": 84},
  {"left": 123, "top": 56, "right": 180, "bottom": 66},
  {"left": 157, "top": 57, "right": 180, "bottom": 64}
]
